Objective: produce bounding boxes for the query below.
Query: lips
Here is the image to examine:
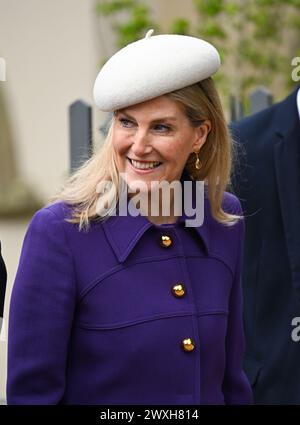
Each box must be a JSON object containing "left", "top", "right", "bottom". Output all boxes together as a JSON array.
[{"left": 126, "top": 156, "right": 162, "bottom": 170}]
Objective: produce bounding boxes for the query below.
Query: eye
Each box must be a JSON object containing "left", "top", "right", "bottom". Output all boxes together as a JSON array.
[
  {"left": 154, "top": 124, "right": 171, "bottom": 132},
  {"left": 118, "top": 118, "right": 134, "bottom": 128}
]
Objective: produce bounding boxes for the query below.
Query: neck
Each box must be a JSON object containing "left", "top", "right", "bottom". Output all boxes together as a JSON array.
[{"left": 140, "top": 190, "right": 179, "bottom": 225}]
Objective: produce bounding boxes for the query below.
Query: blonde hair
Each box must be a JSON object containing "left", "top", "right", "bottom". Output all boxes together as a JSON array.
[{"left": 48, "top": 77, "right": 240, "bottom": 230}]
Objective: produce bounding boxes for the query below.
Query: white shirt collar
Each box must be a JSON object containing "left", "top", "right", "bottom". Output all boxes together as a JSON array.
[{"left": 297, "top": 88, "right": 300, "bottom": 121}]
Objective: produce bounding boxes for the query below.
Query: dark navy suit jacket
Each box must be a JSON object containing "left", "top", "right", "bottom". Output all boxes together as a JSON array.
[{"left": 231, "top": 86, "right": 300, "bottom": 404}]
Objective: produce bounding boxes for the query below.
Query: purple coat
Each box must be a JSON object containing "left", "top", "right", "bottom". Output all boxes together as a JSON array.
[{"left": 7, "top": 173, "right": 253, "bottom": 405}]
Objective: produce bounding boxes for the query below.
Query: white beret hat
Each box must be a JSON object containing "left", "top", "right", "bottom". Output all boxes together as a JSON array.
[{"left": 93, "top": 29, "right": 221, "bottom": 112}]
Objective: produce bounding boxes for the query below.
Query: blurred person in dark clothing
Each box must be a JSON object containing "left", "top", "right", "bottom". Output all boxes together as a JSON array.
[
  {"left": 0, "top": 241, "right": 7, "bottom": 333},
  {"left": 231, "top": 85, "right": 300, "bottom": 404}
]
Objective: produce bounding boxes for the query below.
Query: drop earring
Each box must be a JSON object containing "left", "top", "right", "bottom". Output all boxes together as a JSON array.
[{"left": 194, "top": 150, "right": 202, "bottom": 170}]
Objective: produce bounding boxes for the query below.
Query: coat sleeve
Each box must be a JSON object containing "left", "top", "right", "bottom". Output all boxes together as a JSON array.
[
  {"left": 6, "top": 207, "right": 76, "bottom": 404},
  {"left": 222, "top": 215, "right": 254, "bottom": 404}
]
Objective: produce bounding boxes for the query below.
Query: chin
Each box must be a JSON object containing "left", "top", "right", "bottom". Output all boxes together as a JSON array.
[{"left": 127, "top": 179, "right": 152, "bottom": 193}]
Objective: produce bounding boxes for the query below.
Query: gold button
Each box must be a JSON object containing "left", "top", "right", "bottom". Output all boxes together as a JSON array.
[
  {"left": 160, "top": 234, "right": 172, "bottom": 248},
  {"left": 182, "top": 338, "right": 195, "bottom": 352},
  {"left": 172, "top": 284, "right": 186, "bottom": 297}
]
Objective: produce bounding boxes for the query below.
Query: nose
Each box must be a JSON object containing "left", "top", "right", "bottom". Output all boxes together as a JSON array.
[{"left": 131, "top": 128, "right": 152, "bottom": 157}]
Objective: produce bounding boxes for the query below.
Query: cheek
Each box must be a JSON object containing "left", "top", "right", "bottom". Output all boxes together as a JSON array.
[
  {"left": 112, "top": 130, "right": 131, "bottom": 155},
  {"left": 162, "top": 137, "right": 192, "bottom": 164}
]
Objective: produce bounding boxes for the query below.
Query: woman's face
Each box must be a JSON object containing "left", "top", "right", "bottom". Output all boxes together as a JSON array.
[{"left": 112, "top": 95, "right": 210, "bottom": 192}]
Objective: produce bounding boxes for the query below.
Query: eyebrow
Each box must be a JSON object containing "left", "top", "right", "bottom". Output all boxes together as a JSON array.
[{"left": 118, "top": 110, "right": 178, "bottom": 123}]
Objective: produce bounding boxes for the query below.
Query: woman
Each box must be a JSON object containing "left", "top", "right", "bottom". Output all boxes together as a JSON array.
[{"left": 7, "top": 30, "right": 253, "bottom": 404}]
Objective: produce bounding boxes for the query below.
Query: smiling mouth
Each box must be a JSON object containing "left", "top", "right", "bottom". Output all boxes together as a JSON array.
[{"left": 126, "top": 157, "right": 163, "bottom": 170}]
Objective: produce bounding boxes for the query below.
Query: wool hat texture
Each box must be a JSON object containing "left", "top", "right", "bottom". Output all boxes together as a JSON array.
[{"left": 93, "top": 29, "right": 221, "bottom": 112}]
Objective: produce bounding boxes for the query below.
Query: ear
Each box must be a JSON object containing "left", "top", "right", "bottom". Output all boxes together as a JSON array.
[{"left": 192, "top": 119, "right": 212, "bottom": 151}]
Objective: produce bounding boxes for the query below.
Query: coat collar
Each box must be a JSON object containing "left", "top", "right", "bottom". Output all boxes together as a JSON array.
[{"left": 102, "top": 169, "right": 211, "bottom": 262}]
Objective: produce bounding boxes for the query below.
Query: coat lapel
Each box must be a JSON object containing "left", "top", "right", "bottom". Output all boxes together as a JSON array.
[
  {"left": 102, "top": 169, "right": 211, "bottom": 263},
  {"left": 274, "top": 87, "right": 300, "bottom": 301}
]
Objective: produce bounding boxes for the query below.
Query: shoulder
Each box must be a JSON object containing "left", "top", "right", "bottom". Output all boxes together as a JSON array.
[
  {"left": 230, "top": 103, "right": 278, "bottom": 144},
  {"left": 221, "top": 191, "right": 243, "bottom": 216},
  {"left": 205, "top": 190, "right": 244, "bottom": 239},
  {"left": 43, "top": 200, "right": 74, "bottom": 220},
  {"left": 203, "top": 189, "right": 243, "bottom": 221},
  {"left": 26, "top": 201, "right": 75, "bottom": 236},
  {"left": 230, "top": 87, "right": 299, "bottom": 143},
  {"left": 204, "top": 191, "right": 244, "bottom": 276},
  {"left": 32, "top": 200, "right": 75, "bottom": 221},
  {"left": 16, "top": 202, "right": 78, "bottom": 271}
]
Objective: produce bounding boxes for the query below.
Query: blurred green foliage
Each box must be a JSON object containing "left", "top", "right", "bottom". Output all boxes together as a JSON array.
[
  {"left": 95, "top": 0, "right": 300, "bottom": 107},
  {"left": 96, "top": 0, "right": 158, "bottom": 47}
]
